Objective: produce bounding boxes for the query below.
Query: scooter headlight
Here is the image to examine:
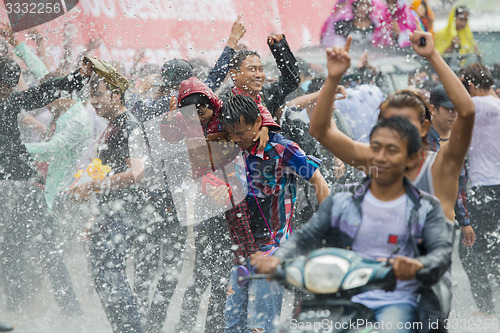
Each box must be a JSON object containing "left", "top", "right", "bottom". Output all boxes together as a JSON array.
[
  {"left": 303, "top": 255, "right": 350, "bottom": 294},
  {"left": 342, "top": 268, "right": 374, "bottom": 290}
]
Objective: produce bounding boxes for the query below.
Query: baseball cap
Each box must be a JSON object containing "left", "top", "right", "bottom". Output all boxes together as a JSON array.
[
  {"left": 430, "top": 85, "right": 454, "bottom": 109},
  {"left": 158, "top": 59, "right": 193, "bottom": 88},
  {"left": 84, "top": 56, "right": 130, "bottom": 94}
]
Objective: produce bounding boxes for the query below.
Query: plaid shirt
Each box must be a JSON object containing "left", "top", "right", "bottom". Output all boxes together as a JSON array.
[
  {"left": 428, "top": 126, "right": 470, "bottom": 226},
  {"left": 225, "top": 200, "right": 258, "bottom": 264},
  {"left": 243, "top": 132, "right": 321, "bottom": 248}
]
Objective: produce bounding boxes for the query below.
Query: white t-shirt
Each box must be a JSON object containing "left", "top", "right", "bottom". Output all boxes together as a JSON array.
[
  {"left": 351, "top": 190, "right": 420, "bottom": 309},
  {"left": 469, "top": 95, "right": 500, "bottom": 187}
]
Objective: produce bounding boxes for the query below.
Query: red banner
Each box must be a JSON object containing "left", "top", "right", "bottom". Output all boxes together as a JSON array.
[{"left": 1, "top": 0, "right": 335, "bottom": 69}]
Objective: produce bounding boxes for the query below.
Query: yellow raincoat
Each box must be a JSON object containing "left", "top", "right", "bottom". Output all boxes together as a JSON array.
[{"left": 434, "top": 6, "right": 476, "bottom": 55}]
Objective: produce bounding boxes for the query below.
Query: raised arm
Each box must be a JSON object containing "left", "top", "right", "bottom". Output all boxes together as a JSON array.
[
  {"left": 409, "top": 23, "right": 475, "bottom": 177},
  {"left": 27, "top": 29, "right": 50, "bottom": 69},
  {"left": 11, "top": 64, "right": 90, "bottom": 111},
  {"left": 0, "top": 24, "right": 48, "bottom": 80},
  {"left": 264, "top": 34, "right": 300, "bottom": 115},
  {"left": 286, "top": 90, "right": 321, "bottom": 109},
  {"left": 309, "top": 37, "right": 371, "bottom": 170},
  {"left": 205, "top": 14, "right": 246, "bottom": 92}
]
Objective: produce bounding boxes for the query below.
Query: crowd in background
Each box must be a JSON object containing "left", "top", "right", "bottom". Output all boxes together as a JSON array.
[{"left": 0, "top": 1, "right": 499, "bottom": 332}]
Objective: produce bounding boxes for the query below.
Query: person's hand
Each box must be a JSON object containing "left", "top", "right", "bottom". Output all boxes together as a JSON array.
[
  {"left": 267, "top": 34, "right": 284, "bottom": 46},
  {"left": 251, "top": 252, "right": 280, "bottom": 274},
  {"left": 136, "top": 74, "right": 156, "bottom": 94},
  {"left": 169, "top": 96, "right": 178, "bottom": 111},
  {"left": 358, "top": 51, "right": 369, "bottom": 68},
  {"left": 88, "top": 38, "right": 101, "bottom": 50},
  {"left": 326, "top": 36, "right": 352, "bottom": 80},
  {"left": 27, "top": 28, "right": 43, "bottom": 44},
  {"left": 392, "top": 256, "right": 424, "bottom": 280},
  {"left": 163, "top": 96, "right": 179, "bottom": 122},
  {"left": 63, "top": 22, "right": 78, "bottom": 41},
  {"left": 253, "top": 126, "right": 269, "bottom": 151},
  {"left": 206, "top": 183, "right": 230, "bottom": 205},
  {"left": 133, "top": 49, "right": 145, "bottom": 64},
  {"left": 333, "top": 157, "right": 346, "bottom": 179},
  {"left": 409, "top": 17, "right": 436, "bottom": 59},
  {"left": 0, "top": 23, "right": 19, "bottom": 47},
  {"left": 227, "top": 14, "right": 246, "bottom": 49},
  {"left": 461, "top": 225, "right": 475, "bottom": 247},
  {"left": 83, "top": 38, "right": 102, "bottom": 54},
  {"left": 335, "top": 85, "right": 347, "bottom": 100},
  {"left": 79, "top": 58, "right": 94, "bottom": 77},
  {"left": 357, "top": 52, "right": 377, "bottom": 73},
  {"left": 67, "top": 184, "right": 93, "bottom": 202}
]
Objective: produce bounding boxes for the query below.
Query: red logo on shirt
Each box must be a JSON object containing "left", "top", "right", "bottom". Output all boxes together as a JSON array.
[{"left": 388, "top": 234, "right": 398, "bottom": 245}]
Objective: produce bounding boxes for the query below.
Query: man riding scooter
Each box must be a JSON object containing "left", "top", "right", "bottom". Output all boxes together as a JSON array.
[{"left": 253, "top": 116, "right": 454, "bottom": 333}]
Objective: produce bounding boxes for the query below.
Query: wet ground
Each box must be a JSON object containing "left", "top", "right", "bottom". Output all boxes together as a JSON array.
[{"left": 1, "top": 230, "right": 498, "bottom": 333}]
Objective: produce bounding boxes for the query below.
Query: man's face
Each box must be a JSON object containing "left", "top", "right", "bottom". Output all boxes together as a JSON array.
[
  {"left": 368, "top": 127, "right": 411, "bottom": 185},
  {"left": 432, "top": 105, "right": 457, "bottom": 133},
  {"left": 230, "top": 55, "right": 266, "bottom": 94},
  {"left": 226, "top": 115, "right": 262, "bottom": 151},
  {"left": 90, "top": 79, "right": 115, "bottom": 118}
]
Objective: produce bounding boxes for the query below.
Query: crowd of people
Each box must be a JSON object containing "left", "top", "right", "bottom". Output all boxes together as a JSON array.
[{"left": 0, "top": 1, "right": 499, "bottom": 333}]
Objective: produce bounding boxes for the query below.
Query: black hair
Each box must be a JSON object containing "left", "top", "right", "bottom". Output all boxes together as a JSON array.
[
  {"left": 490, "top": 63, "right": 500, "bottom": 78},
  {"left": 221, "top": 94, "right": 260, "bottom": 129},
  {"left": 379, "top": 90, "right": 431, "bottom": 148},
  {"left": 188, "top": 58, "right": 210, "bottom": 81},
  {"left": 0, "top": 56, "right": 21, "bottom": 89},
  {"left": 229, "top": 50, "right": 261, "bottom": 71},
  {"left": 307, "top": 77, "right": 325, "bottom": 94},
  {"left": 179, "top": 93, "right": 212, "bottom": 110},
  {"left": 463, "top": 63, "right": 494, "bottom": 92},
  {"left": 352, "top": 0, "right": 372, "bottom": 10},
  {"left": 138, "top": 64, "right": 161, "bottom": 78},
  {"left": 369, "top": 116, "right": 422, "bottom": 156},
  {"left": 455, "top": 5, "right": 469, "bottom": 17}
]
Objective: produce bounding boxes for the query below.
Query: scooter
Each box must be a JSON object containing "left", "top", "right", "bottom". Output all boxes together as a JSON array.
[{"left": 239, "top": 247, "right": 397, "bottom": 333}]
